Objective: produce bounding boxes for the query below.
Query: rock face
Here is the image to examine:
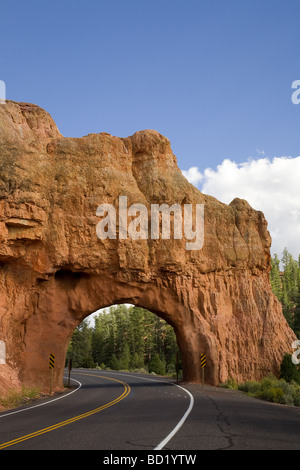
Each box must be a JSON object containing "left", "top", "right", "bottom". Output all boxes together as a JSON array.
[{"left": 0, "top": 101, "right": 296, "bottom": 393}]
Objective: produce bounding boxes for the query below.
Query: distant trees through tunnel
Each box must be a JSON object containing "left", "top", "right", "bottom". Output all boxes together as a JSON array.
[{"left": 66, "top": 305, "right": 182, "bottom": 379}]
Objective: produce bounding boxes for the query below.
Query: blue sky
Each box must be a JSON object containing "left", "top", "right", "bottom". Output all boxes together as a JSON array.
[{"left": 1, "top": 0, "right": 300, "bottom": 257}]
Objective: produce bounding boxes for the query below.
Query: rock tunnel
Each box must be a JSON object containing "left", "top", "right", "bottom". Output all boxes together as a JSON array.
[
  {"left": 21, "top": 269, "right": 218, "bottom": 391},
  {"left": 0, "top": 101, "right": 296, "bottom": 394}
]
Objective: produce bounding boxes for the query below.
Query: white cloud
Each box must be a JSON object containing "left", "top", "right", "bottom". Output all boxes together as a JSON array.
[
  {"left": 182, "top": 156, "right": 300, "bottom": 259},
  {"left": 87, "top": 304, "right": 134, "bottom": 326},
  {"left": 181, "top": 166, "right": 204, "bottom": 186}
]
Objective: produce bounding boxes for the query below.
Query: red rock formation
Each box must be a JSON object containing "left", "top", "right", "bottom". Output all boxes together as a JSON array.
[{"left": 0, "top": 101, "right": 296, "bottom": 394}]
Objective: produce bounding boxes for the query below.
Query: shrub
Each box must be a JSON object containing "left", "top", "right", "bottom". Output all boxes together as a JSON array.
[
  {"left": 109, "top": 354, "right": 120, "bottom": 371},
  {"left": 291, "top": 383, "right": 300, "bottom": 406},
  {"left": 0, "top": 386, "right": 41, "bottom": 410},
  {"left": 256, "top": 386, "right": 285, "bottom": 403},
  {"left": 260, "top": 374, "right": 278, "bottom": 389},
  {"left": 166, "top": 363, "right": 176, "bottom": 376},
  {"left": 148, "top": 353, "right": 166, "bottom": 375},
  {"left": 220, "top": 377, "right": 238, "bottom": 389},
  {"left": 280, "top": 353, "right": 300, "bottom": 383},
  {"left": 238, "top": 380, "right": 261, "bottom": 395},
  {"left": 238, "top": 373, "right": 300, "bottom": 406},
  {"left": 132, "top": 367, "right": 148, "bottom": 374}
]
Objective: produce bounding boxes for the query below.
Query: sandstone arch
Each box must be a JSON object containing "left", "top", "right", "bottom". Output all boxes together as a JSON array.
[
  {"left": 21, "top": 271, "right": 218, "bottom": 391},
  {"left": 0, "top": 101, "right": 296, "bottom": 394}
]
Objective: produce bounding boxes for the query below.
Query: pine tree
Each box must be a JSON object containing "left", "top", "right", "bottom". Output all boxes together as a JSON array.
[
  {"left": 128, "top": 307, "right": 146, "bottom": 359},
  {"left": 148, "top": 352, "right": 166, "bottom": 375},
  {"left": 68, "top": 304, "right": 180, "bottom": 375},
  {"left": 270, "top": 253, "right": 282, "bottom": 301},
  {"left": 130, "top": 352, "right": 144, "bottom": 369},
  {"left": 276, "top": 248, "right": 300, "bottom": 328},
  {"left": 280, "top": 353, "right": 300, "bottom": 383},
  {"left": 68, "top": 319, "right": 94, "bottom": 368},
  {"left": 293, "top": 291, "right": 300, "bottom": 339},
  {"left": 119, "top": 343, "right": 131, "bottom": 370}
]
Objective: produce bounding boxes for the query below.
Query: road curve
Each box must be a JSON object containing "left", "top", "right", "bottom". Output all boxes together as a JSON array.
[
  {"left": 1, "top": 369, "right": 300, "bottom": 452},
  {"left": 0, "top": 369, "right": 193, "bottom": 450}
]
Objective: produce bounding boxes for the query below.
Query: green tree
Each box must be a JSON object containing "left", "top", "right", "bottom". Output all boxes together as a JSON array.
[
  {"left": 130, "top": 352, "right": 145, "bottom": 369},
  {"left": 271, "top": 249, "right": 300, "bottom": 330},
  {"left": 128, "top": 307, "right": 146, "bottom": 359},
  {"left": 163, "top": 323, "right": 178, "bottom": 367},
  {"left": 148, "top": 353, "right": 166, "bottom": 375},
  {"left": 102, "top": 314, "right": 116, "bottom": 365},
  {"left": 118, "top": 343, "right": 131, "bottom": 370},
  {"left": 293, "top": 292, "right": 300, "bottom": 339},
  {"left": 68, "top": 319, "right": 94, "bottom": 368},
  {"left": 280, "top": 353, "right": 300, "bottom": 383},
  {"left": 69, "top": 304, "right": 180, "bottom": 376},
  {"left": 270, "top": 253, "right": 282, "bottom": 301},
  {"left": 109, "top": 354, "right": 120, "bottom": 370},
  {"left": 283, "top": 249, "right": 299, "bottom": 327}
]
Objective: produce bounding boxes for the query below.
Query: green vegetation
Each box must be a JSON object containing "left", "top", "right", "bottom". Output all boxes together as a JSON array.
[
  {"left": 270, "top": 247, "right": 300, "bottom": 335},
  {"left": 219, "top": 248, "right": 300, "bottom": 406},
  {"left": 66, "top": 305, "right": 181, "bottom": 377},
  {"left": 0, "top": 386, "right": 41, "bottom": 410},
  {"left": 221, "top": 354, "right": 300, "bottom": 406},
  {"left": 221, "top": 249, "right": 300, "bottom": 406},
  {"left": 238, "top": 375, "right": 300, "bottom": 406}
]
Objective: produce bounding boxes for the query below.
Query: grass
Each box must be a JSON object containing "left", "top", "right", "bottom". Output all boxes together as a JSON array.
[
  {"left": 221, "top": 374, "right": 300, "bottom": 406},
  {"left": 0, "top": 386, "right": 41, "bottom": 410}
]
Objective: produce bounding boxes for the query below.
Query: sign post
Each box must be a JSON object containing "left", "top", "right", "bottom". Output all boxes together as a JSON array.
[
  {"left": 68, "top": 357, "right": 72, "bottom": 387},
  {"left": 49, "top": 353, "right": 55, "bottom": 394},
  {"left": 200, "top": 353, "right": 206, "bottom": 387}
]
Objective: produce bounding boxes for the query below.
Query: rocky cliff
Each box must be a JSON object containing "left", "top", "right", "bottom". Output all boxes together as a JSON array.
[{"left": 0, "top": 101, "right": 295, "bottom": 394}]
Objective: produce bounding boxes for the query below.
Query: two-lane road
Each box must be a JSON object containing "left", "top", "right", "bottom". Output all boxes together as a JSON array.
[
  {"left": 0, "top": 369, "right": 193, "bottom": 450},
  {"left": 1, "top": 369, "right": 300, "bottom": 451}
]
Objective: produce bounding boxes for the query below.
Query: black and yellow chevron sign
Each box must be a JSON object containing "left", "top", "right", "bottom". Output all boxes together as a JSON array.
[
  {"left": 200, "top": 353, "right": 206, "bottom": 368},
  {"left": 49, "top": 353, "right": 55, "bottom": 369}
]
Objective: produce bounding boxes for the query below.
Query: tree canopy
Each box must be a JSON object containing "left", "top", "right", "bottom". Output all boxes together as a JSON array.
[
  {"left": 67, "top": 305, "right": 181, "bottom": 376},
  {"left": 270, "top": 248, "right": 300, "bottom": 337}
]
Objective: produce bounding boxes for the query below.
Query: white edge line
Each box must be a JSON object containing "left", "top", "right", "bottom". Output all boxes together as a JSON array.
[
  {"left": 1, "top": 368, "right": 194, "bottom": 448},
  {"left": 154, "top": 383, "right": 194, "bottom": 450},
  {"left": 95, "top": 370, "right": 194, "bottom": 450},
  {"left": 0, "top": 377, "right": 82, "bottom": 418}
]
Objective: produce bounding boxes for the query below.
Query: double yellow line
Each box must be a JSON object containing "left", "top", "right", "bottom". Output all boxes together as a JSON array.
[{"left": 0, "top": 373, "right": 131, "bottom": 450}]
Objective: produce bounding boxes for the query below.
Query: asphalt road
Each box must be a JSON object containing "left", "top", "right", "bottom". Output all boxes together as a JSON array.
[{"left": 1, "top": 369, "right": 300, "bottom": 453}]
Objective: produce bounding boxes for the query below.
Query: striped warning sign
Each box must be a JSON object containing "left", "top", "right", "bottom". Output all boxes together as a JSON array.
[
  {"left": 200, "top": 353, "right": 206, "bottom": 368},
  {"left": 49, "top": 353, "right": 55, "bottom": 369}
]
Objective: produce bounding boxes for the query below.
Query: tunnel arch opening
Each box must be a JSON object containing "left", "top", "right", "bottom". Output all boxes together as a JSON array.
[
  {"left": 66, "top": 304, "right": 183, "bottom": 380},
  {"left": 20, "top": 271, "right": 217, "bottom": 392}
]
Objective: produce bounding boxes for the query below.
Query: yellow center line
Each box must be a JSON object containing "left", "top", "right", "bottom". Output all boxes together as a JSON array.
[{"left": 0, "top": 373, "right": 131, "bottom": 450}]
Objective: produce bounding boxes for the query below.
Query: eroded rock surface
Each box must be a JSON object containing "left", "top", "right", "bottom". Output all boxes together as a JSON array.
[{"left": 0, "top": 101, "right": 295, "bottom": 393}]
